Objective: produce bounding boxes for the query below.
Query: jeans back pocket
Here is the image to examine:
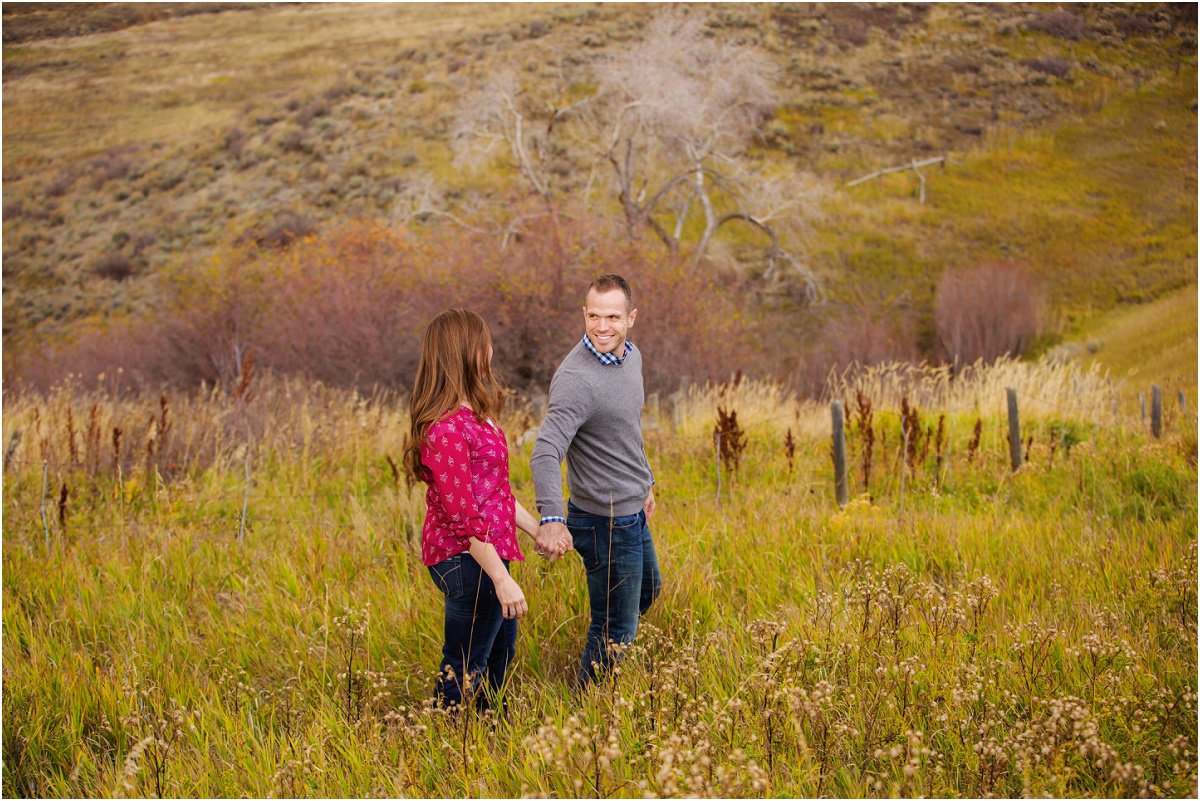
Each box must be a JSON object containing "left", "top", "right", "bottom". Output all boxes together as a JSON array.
[{"left": 428, "top": 555, "right": 465, "bottom": 600}]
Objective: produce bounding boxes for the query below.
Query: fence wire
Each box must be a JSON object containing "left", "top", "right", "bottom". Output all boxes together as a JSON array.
[{"left": 5, "top": 384, "right": 1191, "bottom": 552}]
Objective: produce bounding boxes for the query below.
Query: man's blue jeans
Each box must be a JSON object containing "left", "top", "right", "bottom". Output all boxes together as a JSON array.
[
  {"left": 567, "top": 500, "right": 663, "bottom": 687},
  {"left": 427, "top": 553, "right": 517, "bottom": 712}
]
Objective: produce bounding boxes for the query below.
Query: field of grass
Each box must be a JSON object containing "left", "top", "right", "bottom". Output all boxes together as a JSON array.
[
  {"left": 3, "top": 361, "right": 1195, "bottom": 797},
  {"left": 3, "top": 6, "right": 1197, "bottom": 795}
]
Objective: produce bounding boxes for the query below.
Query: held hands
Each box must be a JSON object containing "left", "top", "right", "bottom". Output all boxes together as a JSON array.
[{"left": 534, "top": 521, "right": 573, "bottom": 563}]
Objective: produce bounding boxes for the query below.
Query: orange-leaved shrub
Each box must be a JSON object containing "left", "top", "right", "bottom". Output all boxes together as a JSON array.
[{"left": 10, "top": 211, "right": 766, "bottom": 397}]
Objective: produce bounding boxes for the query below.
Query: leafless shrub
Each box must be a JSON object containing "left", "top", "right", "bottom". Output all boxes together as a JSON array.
[
  {"left": 13, "top": 213, "right": 766, "bottom": 395},
  {"left": 1024, "top": 55, "right": 1072, "bottom": 79},
  {"left": 1026, "top": 9, "right": 1089, "bottom": 41},
  {"left": 277, "top": 127, "right": 312, "bottom": 154},
  {"left": 93, "top": 252, "right": 135, "bottom": 281},
  {"left": 833, "top": 19, "right": 869, "bottom": 47},
  {"left": 935, "top": 261, "right": 1043, "bottom": 367},
  {"left": 1116, "top": 14, "right": 1156, "bottom": 37},
  {"left": 324, "top": 80, "right": 352, "bottom": 102},
  {"left": 945, "top": 55, "right": 981, "bottom": 74},
  {"left": 224, "top": 127, "right": 246, "bottom": 157},
  {"left": 45, "top": 167, "right": 80, "bottom": 197},
  {"left": 89, "top": 152, "right": 132, "bottom": 189},
  {"left": 295, "top": 101, "right": 329, "bottom": 128},
  {"left": 241, "top": 213, "right": 317, "bottom": 250},
  {"left": 820, "top": 291, "right": 919, "bottom": 371}
]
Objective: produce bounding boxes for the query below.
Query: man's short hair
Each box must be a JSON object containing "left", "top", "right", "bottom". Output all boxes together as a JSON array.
[{"left": 587, "top": 274, "right": 633, "bottom": 311}]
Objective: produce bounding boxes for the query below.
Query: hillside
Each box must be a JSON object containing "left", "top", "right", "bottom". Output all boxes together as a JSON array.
[{"left": 2, "top": 2, "right": 1196, "bottom": 388}]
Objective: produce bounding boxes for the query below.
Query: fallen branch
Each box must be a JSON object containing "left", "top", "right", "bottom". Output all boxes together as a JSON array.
[{"left": 845, "top": 156, "right": 960, "bottom": 203}]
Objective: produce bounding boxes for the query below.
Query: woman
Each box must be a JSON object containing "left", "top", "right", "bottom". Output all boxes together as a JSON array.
[{"left": 404, "top": 309, "right": 561, "bottom": 712}]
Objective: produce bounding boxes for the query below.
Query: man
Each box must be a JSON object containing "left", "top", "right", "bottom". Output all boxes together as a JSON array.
[{"left": 532, "top": 273, "right": 662, "bottom": 688}]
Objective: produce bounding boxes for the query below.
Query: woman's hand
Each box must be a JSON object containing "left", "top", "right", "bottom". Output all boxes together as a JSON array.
[
  {"left": 495, "top": 575, "right": 527, "bottom": 619},
  {"left": 467, "top": 538, "right": 528, "bottom": 619}
]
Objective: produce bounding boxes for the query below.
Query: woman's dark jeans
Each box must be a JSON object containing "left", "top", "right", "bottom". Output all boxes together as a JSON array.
[
  {"left": 567, "top": 500, "right": 662, "bottom": 687},
  {"left": 427, "top": 553, "right": 517, "bottom": 712}
]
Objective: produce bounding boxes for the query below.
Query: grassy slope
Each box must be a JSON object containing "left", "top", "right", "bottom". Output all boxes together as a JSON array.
[
  {"left": 805, "top": 13, "right": 1197, "bottom": 327},
  {"left": 2, "top": 3, "right": 1195, "bottom": 367},
  {"left": 1073, "top": 283, "right": 1198, "bottom": 408}
]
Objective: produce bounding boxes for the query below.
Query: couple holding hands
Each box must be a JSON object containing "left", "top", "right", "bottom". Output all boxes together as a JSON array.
[{"left": 403, "top": 274, "right": 661, "bottom": 711}]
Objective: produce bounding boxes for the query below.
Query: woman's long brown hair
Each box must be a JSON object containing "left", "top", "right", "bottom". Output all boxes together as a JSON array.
[{"left": 403, "top": 309, "right": 504, "bottom": 479}]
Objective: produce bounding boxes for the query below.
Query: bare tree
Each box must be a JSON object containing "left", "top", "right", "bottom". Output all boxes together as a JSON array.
[
  {"left": 440, "top": 8, "right": 824, "bottom": 289},
  {"left": 391, "top": 171, "right": 529, "bottom": 247},
  {"left": 450, "top": 57, "right": 602, "bottom": 199},
  {"left": 589, "top": 9, "right": 820, "bottom": 269}
]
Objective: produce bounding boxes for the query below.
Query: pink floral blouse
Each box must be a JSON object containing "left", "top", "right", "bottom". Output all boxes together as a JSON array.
[{"left": 418, "top": 406, "right": 523, "bottom": 567}]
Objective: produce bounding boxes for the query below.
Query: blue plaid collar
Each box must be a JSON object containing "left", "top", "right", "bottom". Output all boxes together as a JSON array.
[{"left": 581, "top": 335, "right": 634, "bottom": 366}]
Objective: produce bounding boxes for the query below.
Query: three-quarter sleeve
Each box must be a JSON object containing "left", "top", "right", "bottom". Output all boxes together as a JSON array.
[{"left": 420, "top": 417, "right": 490, "bottom": 548}]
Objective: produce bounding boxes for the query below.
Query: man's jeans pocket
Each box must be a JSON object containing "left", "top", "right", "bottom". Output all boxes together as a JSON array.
[{"left": 429, "top": 554, "right": 465, "bottom": 600}]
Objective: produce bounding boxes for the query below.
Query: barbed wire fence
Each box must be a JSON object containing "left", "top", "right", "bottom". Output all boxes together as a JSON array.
[{"left": 3, "top": 380, "right": 1192, "bottom": 555}]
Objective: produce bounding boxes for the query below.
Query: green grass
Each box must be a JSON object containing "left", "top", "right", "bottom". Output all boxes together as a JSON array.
[
  {"left": 816, "top": 65, "right": 1197, "bottom": 321},
  {"left": 3, "top": 366, "right": 1195, "bottom": 797},
  {"left": 1073, "top": 283, "right": 1198, "bottom": 410}
]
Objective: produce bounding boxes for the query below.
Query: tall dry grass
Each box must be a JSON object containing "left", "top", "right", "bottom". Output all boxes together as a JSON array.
[{"left": 2, "top": 357, "right": 1196, "bottom": 797}]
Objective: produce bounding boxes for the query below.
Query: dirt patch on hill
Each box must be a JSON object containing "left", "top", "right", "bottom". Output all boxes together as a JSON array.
[{"left": 2, "top": 2, "right": 273, "bottom": 44}]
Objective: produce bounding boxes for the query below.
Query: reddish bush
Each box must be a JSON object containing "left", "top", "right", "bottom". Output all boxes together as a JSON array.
[
  {"left": 1026, "top": 9, "right": 1090, "bottom": 41},
  {"left": 1116, "top": 14, "right": 1155, "bottom": 37},
  {"left": 1024, "top": 56, "right": 1072, "bottom": 79},
  {"left": 12, "top": 210, "right": 764, "bottom": 396},
  {"left": 832, "top": 19, "right": 869, "bottom": 47},
  {"left": 239, "top": 212, "right": 317, "bottom": 250},
  {"left": 934, "top": 261, "right": 1043, "bottom": 367},
  {"left": 93, "top": 252, "right": 135, "bottom": 281},
  {"left": 814, "top": 290, "right": 920, "bottom": 377}
]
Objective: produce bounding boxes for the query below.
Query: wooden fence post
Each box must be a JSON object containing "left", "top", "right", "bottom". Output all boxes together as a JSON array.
[
  {"left": 1178, "top": 390, "right": 1187, "bottom": 415},
  {"left": 531, "top": 393, "right": 548, "bottom": 423},
  {"left": 40, "top": 460, "right": 50, "bottom": 554},
  {"left": 670, "top": 391, "right": 683, "bottom": 432},
  {"left": 1006, "top": 388, "right": 1022, "bottom": 472},
  {"left": 1151, "top": 385, "right": 1162, "bottom": 439},
  {"left": 1139, "top": 392, "right": 1146, "bottom": 424},
  {"left": 238, "top": 451, "right": 250, "bottom": 543},
  {"left": 831, "top": 400, "right": 848, "bottom": 507}
]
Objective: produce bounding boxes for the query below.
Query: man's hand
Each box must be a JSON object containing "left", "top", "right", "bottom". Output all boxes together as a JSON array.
[
  {"left": 535, "top": 521, "right": 572, "bottom": 562},
  {"left": 644, "top": 487, "right": 657, "bottom": 520}
]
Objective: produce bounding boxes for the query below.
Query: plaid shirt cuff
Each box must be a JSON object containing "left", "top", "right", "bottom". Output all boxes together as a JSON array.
[{"left": 540, "top": 516, "right": 566, "bottom": 525}]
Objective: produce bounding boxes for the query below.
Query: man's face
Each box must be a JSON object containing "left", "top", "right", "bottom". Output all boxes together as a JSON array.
[{"left": 583, "top": 288, "right": 636, "bottom": 356}]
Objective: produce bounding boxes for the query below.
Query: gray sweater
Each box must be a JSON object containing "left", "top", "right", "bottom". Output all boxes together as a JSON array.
[{"left": 531, "top": 340, "right": 654, "bottom": 519}]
